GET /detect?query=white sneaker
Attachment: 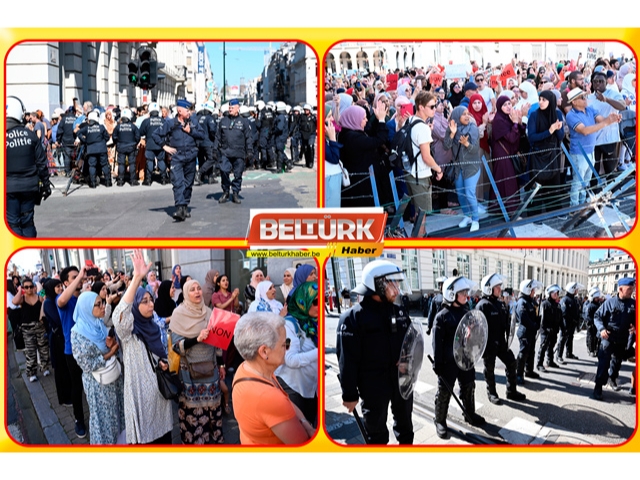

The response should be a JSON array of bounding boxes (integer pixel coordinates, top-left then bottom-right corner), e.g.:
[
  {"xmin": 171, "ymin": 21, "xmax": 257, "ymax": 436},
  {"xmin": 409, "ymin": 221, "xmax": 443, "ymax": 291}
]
[
  {"xmin": 470, "ymin": 221, "xmax": 480, "ymax": 232},
  {"xmin": 29, "ymin": 375, "xmax": 37, "ymax": 383},
  {"xmin": 458, "ymin": 216, "xmax": 472, "ymax": 228},
  {"xmin": 43, "ymin": 369, "xmax": 51, "ymax": 377}
]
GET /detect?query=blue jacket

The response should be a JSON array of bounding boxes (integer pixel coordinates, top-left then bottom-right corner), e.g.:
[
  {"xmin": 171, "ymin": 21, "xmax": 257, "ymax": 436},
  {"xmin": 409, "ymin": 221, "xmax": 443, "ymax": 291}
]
[
  {"xmin": 151, "ymin": 116, "xmax": 205, "ymax": 163},
  {"xmin": 594, "ymin": 295, "xmax": 635, "ymax": 344}
]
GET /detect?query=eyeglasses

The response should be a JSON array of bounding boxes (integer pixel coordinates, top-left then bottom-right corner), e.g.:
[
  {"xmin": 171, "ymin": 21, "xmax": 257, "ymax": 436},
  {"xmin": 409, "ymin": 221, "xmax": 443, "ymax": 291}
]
[{"xmin": 285, "ymin": 338, "xmax": 291, "ymax": 350}]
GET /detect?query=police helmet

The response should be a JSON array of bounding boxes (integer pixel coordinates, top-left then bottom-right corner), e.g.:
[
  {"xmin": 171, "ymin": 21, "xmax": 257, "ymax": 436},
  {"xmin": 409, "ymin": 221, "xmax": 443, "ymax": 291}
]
[
  {"xmin": 481, "ymin": 273, "xmax": 506, "ymax": 296},
  {"xmin": 293, "ymin": 106, "xmax": 302, "ymax": 114},
  {"xmin": 285, "ymin": 105, "xmax": 292, "ymax": 114},
  {"xmin": 435, "ymin": 276, "xmax": 448, "ymax": 286},
  {"xmin": 204, "ymin": 101, "xmax": 216, "ymax": 113},
  {"xmin": 256, "ymin": 100, "xmax": 265, "ymax": 111},
  {"xmin": 266, "ymin": 101, "xmax": 275, "ymax": 111},
  {"xmin": 565, "ymin": 282, "xmax": 584, "ymax": 295},
  {"xmin": 239, "ymin": 105, "xmax": 250, "ymax": 117},
  {"xmin": 220, "ymin": 103, "xmax": 230, "ymax": 115},
  {"xmin": 442, "ymin": 276, "xmax": 477, "ymax": 304},
  {"xmin": 196, "ymin": 103, "xmax": 206, "ymax": 113},
  {"xmin": 275, "ymin": 101, "xmax": 287, "ymax": 113},
  {"xmin": 6, "ymin": 96, "xmax": 26, "ymax": 122},
  {"xmin": 87, "ymin": 111, "xmax": 99, "ymax": 123},
  {"xmin": 303, "ymin": 103, "xmax": 312, "ymax": 111},
  {"xmin": 351, "ymin": 260, "xmax": 411, "ymax": 301},
  {"xmin": 121, "ymin": 108, "xmax": 132, "ymax": 120},
  {"xmin": 249, "ymin": 106, "xmax": 256, "ymax": 113},
  {"xmin": 545, "ymin": 284, "xmax": 562, "ymax": 297},
  {"xmin": 588, "ymin": 288, "xmax": 603, "ymax": 301},
  {"xmin": 149, "ymin": 102, "xmax": 160, "ymax": 114},
  {"xmin": 519, "ymin": 279, "xmax": 543, "ymax": 296}
]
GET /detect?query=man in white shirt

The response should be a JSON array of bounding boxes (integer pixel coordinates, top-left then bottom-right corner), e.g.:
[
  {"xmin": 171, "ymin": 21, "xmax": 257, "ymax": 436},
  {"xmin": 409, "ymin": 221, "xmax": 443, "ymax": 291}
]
[{"xmin": 475, "ymin": 72, "xmax": 497, "ymax": 114}]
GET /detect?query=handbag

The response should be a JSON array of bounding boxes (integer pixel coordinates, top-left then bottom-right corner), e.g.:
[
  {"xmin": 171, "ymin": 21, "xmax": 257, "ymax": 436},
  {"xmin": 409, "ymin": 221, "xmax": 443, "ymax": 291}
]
[
  {"xmin": 145, "ymin": 344, "xmax": 182, "ymax": 402},
  {"xmin": 92, "ymin": 356, "xmax": 122, "ymax": 385},
  {"xmin": 166, "ymin": 331, "xmax": 180, "ymax": 373},
  {"xmin": 442, "ymin": 143, "xmax": 462, "ymax": 185},
  {"xmin": 498, "ymin": 139, "xmax": 526, "ymax": 176},
  {"xmin": 339, "ymin": 161, "xmax": 350, "ymax": 187},
  {"xmin": 188, "ymin": 361, "xmax": 216, "ymax": 380}
]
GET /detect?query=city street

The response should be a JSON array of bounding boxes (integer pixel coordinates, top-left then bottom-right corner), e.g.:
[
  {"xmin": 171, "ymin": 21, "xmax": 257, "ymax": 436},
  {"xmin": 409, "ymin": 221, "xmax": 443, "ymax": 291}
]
[
  {"xmin": 324, "ymin": 311, "xmax": 636, "ymax": 446},
  {"xmin": 35, "ymin": 161, "xmax": 317, "ymax": 238}
]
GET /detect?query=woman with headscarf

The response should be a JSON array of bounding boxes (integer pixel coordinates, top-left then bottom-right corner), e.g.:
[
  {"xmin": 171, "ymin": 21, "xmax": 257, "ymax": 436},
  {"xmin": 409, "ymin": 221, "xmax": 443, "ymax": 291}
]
[
  {"xmin": 154, "ymin": 280, "xmax": 177, "ymax": 322},
  {"xmin": 468, "ymin": 93, "xmax": 491, "ymax": 204},
  {"xmin": 171, "ymin": 264, "xmax": 182, "ymax": 301},
  {"xmin": 431, "ymin": 98, "xmax": 455, "ymax": 213},
  {"xmin": 42, "ymin": 279, "xmax": 72, "ymax": 406},
  {"xmin": 244, "ymin": 268, "xmax": 264, "ymax": 311},
  {"xmin": 444, "ymin": 106, "xmax": 482, "ymax": 232},
  {"xmin": 202, "ymin": 270, "xmax": 220, "ymax": 308},
  {"xmin": 338, "ymin": 102, "xmax": 390, "ymax": 208},
  {"xmin": 175, "ymin": 274, "xmax": 192, "ymax": 305},
  {"xmin": 526, "ymin": 90, "xmax": 565, "ymax": 217},
  {"xmin": 289, "ymin": 264, "xmax": 317, "ymax": 301},
  {"xmin": 516, "ymin": 81, "xmax": 539, "ymax": 118},
  {"xmin": 489, "ymin": 95, "xmax": 527, "ymax": 217},
  {"xmin": 170, "ymin": 279, "xmax": 225, "ymax": 444},
  {"xmin": 248, "ymin": 280, "xmax": 286, "ymax": 316},
  {"xmin": 275, "ymin": 267, "xmax": 296, "ymax": 305},
  {"xmin": 447, "ymin": 82, "xmax": 465, "ymax": 108},
  {"xmin": 275, "ymin": 281, "xmax": 319, "ymax": 426},
  {"xmin": 113, "ymin": 250, "xmax": 174, "ymax": 444},
  {"xmin": 70, "ymin": 291, "xmax": 124, "ymax": 444},
  {"xmin": 91, "ymin": 281, "xmax": 117, "ymax": 327}
]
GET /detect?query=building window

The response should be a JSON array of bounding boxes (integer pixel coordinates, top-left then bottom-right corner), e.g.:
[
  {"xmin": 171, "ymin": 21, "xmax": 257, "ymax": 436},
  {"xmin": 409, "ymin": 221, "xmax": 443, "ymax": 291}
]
[
  {"xmin": 401, "ymin": 249, "xmax": 419, "ymax": 291},
  {"xmin": 615, "ymin": 274, "xmax": 620, "ymax": 280},
  {"xmin": 507, "ymin": 263, "xmax": 514, "ymax": 288},
  {"xmin": 432, "ymin": 251, "xmax": 446, "ymax": 290},
  {"xmin": 517, "ymin": 264, "xmax": 523, "ymax": 286},
  {"xmin": 457, "ymin": 254, "xmax": 470, "ymax": 279},
  {"xmin": 496, "ymin": 260, "xmax": 503, "ymax": 275},
  {"xmin": 480, "ymin": 257, "xmax": 487, "ymax": 278},
  {"xmin": 625, "ymin": 263, "xmax": 629, "ymax": 270},
  {"xmin": 616, "ymin": 265, "xmax": 620, "ymax": 270}
]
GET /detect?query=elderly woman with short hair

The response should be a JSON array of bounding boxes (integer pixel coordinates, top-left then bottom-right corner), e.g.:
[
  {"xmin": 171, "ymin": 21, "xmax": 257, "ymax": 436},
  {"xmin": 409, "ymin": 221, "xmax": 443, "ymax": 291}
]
[{"xmin": 232, "ymin": 312, "xmax": 315, "ymax": 445}]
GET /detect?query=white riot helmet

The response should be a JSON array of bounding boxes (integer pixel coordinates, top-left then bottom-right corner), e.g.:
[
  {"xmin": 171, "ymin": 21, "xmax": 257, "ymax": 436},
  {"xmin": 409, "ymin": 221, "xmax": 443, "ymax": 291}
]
[
  {"xmin": 351, "ymin": 260, "xmax": 412, "ymax": 304},
  {"xmin": 545, "ymin": 284, "xmax": 562, "ymax": 298},
  {"xmin": 121, "ymin": 108, "xmax": 132, "ymax": 120},
  {"xmin": 196, "ymin": 103, "xmax": 205, "ymax": 113},
  {"xmin": 87, "ymin": 110, "xmax": 99, "ymax": 123},
  {"xmin": 220, "ymin": 103, "xmax": 229, "ymax": 115},
  {"xmin": 204, "ymin": 101, "xmax": 216, "ymax": 113},
  {"xmin": 303, "ymin": 103, "xmax": 312, "ymax": 111},
  {"xmin": 276, "ymin": 101, "xmax": 287, "ymax": 113},
  {"xmin": 565, "ymin": 282, "xmax": 584, "ymax": 295},
  {"xmin": 442, "ymin": 276, "xmax": 477, "ymax": 304},
  {"xmin": 6, "ymin": 96, "xmax": 26, "ymax": 121},
  {"xmin": 256, "ymin": 100, "xmax": 265, "ymax": 111},
  {"xmin": 239, "ymin": 105, "xmax": 250, "ymax": 117},
  {"xmin": 266, "ymin": 101, "xmax": 275, "ymax": 111},
  {"xmin": 588, "ymin": 287, "xmax": 602, "ymax": 301},
  {"xmin": 249, "ymin": 106, "xmax": 256, "ymax": 114},
  {"xmin": 149, "ymin": 102, "xmax": 160, "ymax": 114},
  {"xmin": 481, "ymin": 273, "xmax": 506, "ymax": 296},
  {"xmin": 519, "ymin": 279, "xmax": 543, "ymax": 296},
  {"xmin": 293, "ymin": 105, "xmax": 302, "ymax": 114}
]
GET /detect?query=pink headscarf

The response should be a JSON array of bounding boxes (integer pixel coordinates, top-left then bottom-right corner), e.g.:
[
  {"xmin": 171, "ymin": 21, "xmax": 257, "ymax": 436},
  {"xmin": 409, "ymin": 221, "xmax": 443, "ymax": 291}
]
[{"xmin": 339, "ymin": 105, "xmax": 366, "ymax": 131}]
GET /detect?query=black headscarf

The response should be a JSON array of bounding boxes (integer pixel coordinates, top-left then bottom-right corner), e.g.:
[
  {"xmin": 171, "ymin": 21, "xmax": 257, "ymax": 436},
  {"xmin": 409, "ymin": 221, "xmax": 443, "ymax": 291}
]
[
  {"xmin": 154, "ymin": 280, "xmax": 176, "ymax": 318},
  {"xmin": 448, "ymin": 82, "xmax": 465, "ymax": 108},
  {"xmin": 43, "ymin": 279, "xmax": 61, "ymax": 300},
  {"xmin": 91, "ymin": 281, "xmax": 106, "ymax": 298},
  {"xmin": 535, "ymin": 90, "xmax": 559, "ymax": 133},
  {"xmin": 132, "ymin": 287, "xmax": 167, "ymax": 359}
]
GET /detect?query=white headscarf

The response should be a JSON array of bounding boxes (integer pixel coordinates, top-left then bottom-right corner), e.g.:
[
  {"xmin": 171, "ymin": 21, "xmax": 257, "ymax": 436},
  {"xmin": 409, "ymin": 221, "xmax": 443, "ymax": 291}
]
[
  {"xmin": 248, "ymin": 280, "xmax": 283, "ymax": 314},
  {"xmin": 621, "ymin": 73, "xmax": 636, "ymax": 112},
  {"xmin": 516, "ymin": 82, "xmax": 539, "ymax": 109}
]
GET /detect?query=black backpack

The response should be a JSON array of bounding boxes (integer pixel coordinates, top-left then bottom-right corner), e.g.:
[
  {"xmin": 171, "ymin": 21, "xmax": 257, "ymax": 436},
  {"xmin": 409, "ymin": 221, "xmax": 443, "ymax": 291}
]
[{"xmin": 390, "ymin": 116, "xmax": 425, "ymax": 184}]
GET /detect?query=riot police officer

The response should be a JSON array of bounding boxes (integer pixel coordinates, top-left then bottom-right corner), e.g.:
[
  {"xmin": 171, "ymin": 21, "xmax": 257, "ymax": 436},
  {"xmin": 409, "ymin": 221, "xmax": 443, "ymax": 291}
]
[
  {"xmin": 195, "ymin": 101, "xmax": 218, "ymax": 185},
  {"xmin": 426, "ymin": 276, "xmax": 447, "ymax": 335},
  {"xmin": 289, "ymin": 105, "xmax": 302, "ymax": 163},
  {"xmin": 75, "ymin": 110, "xmax": 111, "ymax": 188},
  {"xmin": 215, "ymin": 99, "xmax": 252, "ymax": 205},
  {"xmin": 557, "ymin": 282, "xmax": 584, "ymax": 363},
  {"xmin": 112, "ymin": 108, "xmax": 141, "ymax": 186},
  {"xmin": 139, "ymin": 102, "xmax": 167, "ymax": 186},
  {"xmin": 257, "ymin": 101, "xmax": 275, "ymax": 169},
  {"xmin": 6, "ymin": 96, "xmax": 50, "ymax": 237},
  {"xmin": 336, "ymin": 260, "xmax": 415, "ymax": 444},
  {"xmin": 299, "ymin": 104, "xmax": 317, "ymax": 168},
  {"xmin": 248, "ymin": 106, "xmax": 260, "ymax": 168},
  {"xmin": 476, "ymin": 274, "xmax": 526, "ymax": 405},
  {"xmin": 592, "ymin": 277, "xmax": 636, "ymax": 400},
  {"xmin": 152, "ymin": 99, "xmax": 205, "ymax": 221},
  {"xmin": 433, "ymin": 276, "xmax": 486, "ymax": 439},
  {"xmin": 536, "ymin": 284, "xmax": 563, "ymax": 371},
  {"xmin": 584, "ymin": 287, "xmax": 604, "ymax": 357},
  {"xmin": 240, "ymin": 105, "xmax": 258, "ymax": 170},
  {"xmin": 55, "ymin": 106, "xmax": 78, "ymax": 176},
  {"xmin": 273, "ymin": 102, "xmax": 291, "ymax": 173},
  {"xmin": 515, "ymin": 279, "xmax": 543, "ymax": 385}
]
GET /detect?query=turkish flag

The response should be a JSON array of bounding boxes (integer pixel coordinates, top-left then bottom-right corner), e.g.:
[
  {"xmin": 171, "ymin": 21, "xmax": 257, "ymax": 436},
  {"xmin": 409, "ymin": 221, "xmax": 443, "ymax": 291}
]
[{"xmin": 204, "ymin": 308, "xmax": 241, "ymax": 350}]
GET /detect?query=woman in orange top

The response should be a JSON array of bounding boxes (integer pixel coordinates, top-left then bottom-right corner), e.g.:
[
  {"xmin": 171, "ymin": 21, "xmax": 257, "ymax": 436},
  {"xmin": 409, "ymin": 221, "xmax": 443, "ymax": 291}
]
[{"xmin": 232, "ymin": 311, "xmax": 315, "ymax": 445}]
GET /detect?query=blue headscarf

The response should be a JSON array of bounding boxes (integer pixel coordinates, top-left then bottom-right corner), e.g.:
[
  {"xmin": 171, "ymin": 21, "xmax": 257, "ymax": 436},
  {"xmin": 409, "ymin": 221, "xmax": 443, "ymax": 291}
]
[
  {"xmin": 293, "ymin": 264, "xmax": 316, "ymax": 291},
  {"xmin": 71, "ymin": 291, "xmax": 109, "ymax": 353},
  {"xmin": 132, "ymin": 287, "xmax": 167, "ymax": 359}
]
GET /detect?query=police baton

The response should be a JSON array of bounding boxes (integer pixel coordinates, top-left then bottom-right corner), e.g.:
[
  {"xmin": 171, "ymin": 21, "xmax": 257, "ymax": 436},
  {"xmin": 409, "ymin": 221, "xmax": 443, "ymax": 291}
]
[
  {"xmin": 427, "ymin": 354, "xmax": 472, "ymax": 420},
  {"xmin": 352, "ymin": 408, "xmax": 372, "ymax": 445}
]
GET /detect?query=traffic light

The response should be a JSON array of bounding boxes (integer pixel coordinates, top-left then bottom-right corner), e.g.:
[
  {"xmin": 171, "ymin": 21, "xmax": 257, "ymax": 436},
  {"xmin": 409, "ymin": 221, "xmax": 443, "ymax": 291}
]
[
  {"xmin": 139, "ymin": 49, "xmax": 152, "ymax": 89},
  {"xmin": 128, "ymin": 61, "xmax": 139, "ymax": 86}
]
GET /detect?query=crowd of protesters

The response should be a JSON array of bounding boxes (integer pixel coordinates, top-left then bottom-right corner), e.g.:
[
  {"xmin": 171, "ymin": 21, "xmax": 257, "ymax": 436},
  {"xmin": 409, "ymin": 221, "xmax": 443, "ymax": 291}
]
[
  {"xmin": 6, "ymin": 254, "xmax": 319, "ymax": 445},
  {"xmin": 324, "ymin": 54, "xmax": 636, "ymax": 234}
]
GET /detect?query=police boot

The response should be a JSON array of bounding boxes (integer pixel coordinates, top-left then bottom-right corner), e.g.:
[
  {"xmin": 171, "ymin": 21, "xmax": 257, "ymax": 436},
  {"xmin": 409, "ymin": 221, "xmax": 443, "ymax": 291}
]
[
  {"xmin": 486, "ymin": 386, "xmax": 501, "ymax": 405},
  {"xmin": 160, "ymin": 174, "xmax": 168, "ymax": 186},
  {"xmin": 194, "ymin": 171, "xmax": 203, "ymax": 186},
  {"xmin": 434, "ymin": 387, "xmax": 451, "ymax": 439},
  {"xmin": 142, "ymin": 174, "xmax": 152, "ymax": 186},
  {"xmin": 105, "ymin": 176, "xmax": 113, "ymax": 187},
  {"xmin": 591, "ymin": 383, "xmax": 604, "ymax": 401},
  {"xmin": 460, "ymin": 384, "xmax": 485, "ymax": 426},
  {"xmin": 172, "ymin": 205, "xmax": 186, "ymax": 221},
  {"xmin": 219, "ymin": 192, "xmax": 230, "ymax": 204},
  {"xmin": 184, "ymin": 206, "xmax": 191, "ymax": 218},
  {"xmin": 232, "ymin": 193, "xmax": 241, "ymax": 204},
  {"xmin": 89, "ymin": 177, "xmax": 97, "ymax": 189},
  {"xmin": 504, "ymin": 362, "xmax": 525, "ymax": 400}
]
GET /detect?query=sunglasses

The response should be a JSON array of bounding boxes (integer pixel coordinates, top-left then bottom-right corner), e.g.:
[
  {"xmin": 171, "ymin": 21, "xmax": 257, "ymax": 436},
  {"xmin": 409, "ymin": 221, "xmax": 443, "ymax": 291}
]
[
  {"xmin": 426, "ymin": 104, "xmax": 437, "ymax": 109},
  {"xmin": 23, "ymin": 285, "xmax": 34, "ymax": 289}
]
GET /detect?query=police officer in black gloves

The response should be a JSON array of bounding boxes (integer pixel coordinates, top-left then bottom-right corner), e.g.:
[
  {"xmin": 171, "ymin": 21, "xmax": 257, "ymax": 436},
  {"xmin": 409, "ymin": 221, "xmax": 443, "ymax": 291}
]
[
  {"xmin": 75, "ymin": 110, "xmax": 111, "ymax": 188},
  {"xmin": 336, "ymin": 260, "xmax": 415, "ymax": 444},
  {"xmin": 112, "ymin": 108, "xmax": 141, "ymax": 186},
  {"xmin": 515, "ymin": 279, "xmax": 544, "ymax": 385},
  {"xmin": 6, "ymin": 96, "xmax": 50, "ymax": 237},
  {"xmin": 195, "ymin": 101, "xmax": 218, "ymax": 185},
  {"xmin": 215, "ymin": 98, "xmax": 252, "ymax": 205},
  {"xmin": 426, "ymin": 276, "xmax": 447, "ymax": 335},
  {"xmin": 592, "ymin": 277, "xmax": 636, "ymax": 400},
  {"xmin": 257, "ymin": 101, "xmax": 275, "ymax": 169},
  {"xmin": 584, "ymin": 287, "xmax": 604, "ymax": 357},
  {"xmin": 557, "ymin": 282, "xmax": 584, "ymax": 364},
  {"xmin": 299, "ymin": 104, "xmax": 317, "ymax": 168},
  {"xmin": 536, "ymin": 284, "xmax": 563, "ymax": 371},
  {"xmin": 152, "ymin": 99, "xmax": 205, "ymax": 221},
  {"xmin": 55, "ymin": 106, "xmax": 78, "ymax": 177},
  {"xmin": 433, "ymin": 276, "xmax": 486, "ymax": 439},
  {"xmin": 273, "ymin": 102, "xmax": 291, "ymax": 174},
  {"xmin": 139, "ymin": 102, "xmax": 167, "ymax": 186},
  {"xmin": 476, "ymin": 274, "xmax": 526, "ymax": 405}
]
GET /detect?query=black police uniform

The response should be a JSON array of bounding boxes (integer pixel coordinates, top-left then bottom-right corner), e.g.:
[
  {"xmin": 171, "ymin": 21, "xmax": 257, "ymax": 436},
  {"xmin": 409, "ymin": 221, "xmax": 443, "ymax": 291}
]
[
  {"xmin": 515, "ymin": 293, "xmax": 540, "ymax": 379},
  {"xmin": 289, "ymin": 112, "xmax": 301, "ymax": 162},
  {"xmin": 196, "ymin": 110, "xmax": 218, "ymax": 183},
  {"xmin": 337, "ymin": 295, "xmax": 414, "ymax": 444},
  {"xmin": 299, "ymin": 111, "xmax": 317, "ymax": 168},
  {"xmin": 476, "ymin": 294, "xmax": 520, "ymax": 400},
  {"xmin": 152, "ymin": 116, "xmax": 205, "ymax": 213},
  {"xmin": 273, "ymin": 111, "xmax": 290, "ymax": 173},
  {"xmin": 215, "ymin": 113, "xmax": 252, "ymax": 201},
  {"xmin": 558, "ymin": 292, "xmax": 580, "ymax": 360},
  {"xmin": 112, "ymin": 119, "xmax": 141, "ymax": 185},
  {"xmin": 583, "ymin": 299, "xmax": 601, "ymax": 356},
  {"xmin": 537, "ymin": 297, "xmax": 562, "ymax": 368},
  {"xmin": 6, "ymin": 117, "xmax": 50, "ymax": 237},
  {"xmin": 139, "ymin": 112, "xmax": 167, "ymax": 184},
  {"xmin": 593, "ymin": 294, "xmax": 636, "ymax": 396},
  {"xmin": 257, "ymin": 108, "xmax": 275, "ymax": 168},
  {"xmin": 246, "ymin": 114, "xmax": 260, "ymax": 169},
  {"xmin": 426, "ymin": 292, "xmax": 443, "ymax": 335},
  {"xmin": 76, "ymin": 121, "xmax": 111, "ymax": 187},
  {"xmin": 55, "ymin": 112, "xmax": 78, "ymax": 176}
]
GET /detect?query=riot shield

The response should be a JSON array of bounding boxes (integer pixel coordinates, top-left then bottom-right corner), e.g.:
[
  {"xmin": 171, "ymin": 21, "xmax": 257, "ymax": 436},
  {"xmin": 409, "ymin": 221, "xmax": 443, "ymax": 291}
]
[
  {"xmin": 453, "ymin": 310, "xmax": 489, "ymax": 371},
  {"xmin": 398, "ymin": 319, "xmax": 425, "ymax": 400}
]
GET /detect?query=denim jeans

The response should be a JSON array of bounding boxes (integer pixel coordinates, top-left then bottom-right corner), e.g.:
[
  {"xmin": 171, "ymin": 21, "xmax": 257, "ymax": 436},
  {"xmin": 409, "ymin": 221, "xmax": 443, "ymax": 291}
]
[
  {"xmin": 569, "ymin": 152, "xmax": 594, "ymax": 207},
  {"xmin": 455, "ymin": 169, "xmax": 481, "ymax": 221}
]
